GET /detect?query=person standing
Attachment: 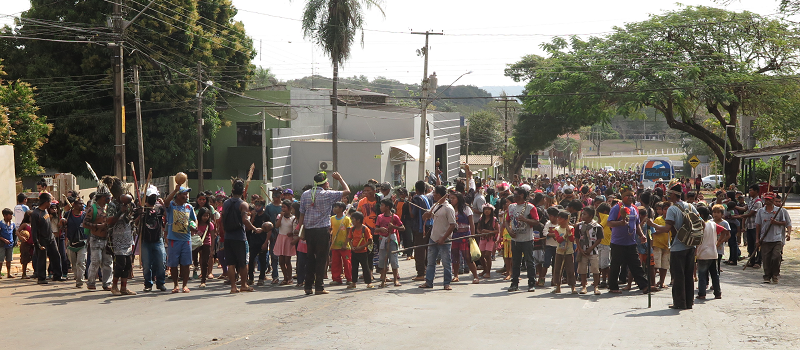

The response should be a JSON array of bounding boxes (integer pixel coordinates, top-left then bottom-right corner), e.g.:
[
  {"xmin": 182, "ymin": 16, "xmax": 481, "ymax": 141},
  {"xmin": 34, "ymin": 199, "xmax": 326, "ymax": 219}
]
[
  {"xmin": 13, "ymin": 193, "xmax": 29, "ymax": 227},
  {"xmin": 247, "ymin": 200, "xmax": 270, "ymax": 286},
  {"xmin": 756, "ymin": 192, "xmax": 790, "ymax": 284},
  {"xmin": 265, "ymin": 188, "xmax": 283, "ymax": 284},
  {"xmin": 64, "ymin": 200, "xmax": 87, "ymax": 288},
  {"xmin": 409, "ymin": 181, "xmax": 432, "ymax": 281},
  {"xmin": 297, "ymin": 171, "xmax": 351, "ymax": 295},
  {"xmin": 164, "ymin": 186, "xmax": 197, "ymax": 293},
  {"xmin": 506, "ymin": 187, "xmax": 541, "ymax": 292},
  {"xmin": 418, "ymin": 185, "xmax": 457, "ymax": 290},
  {"xmin": 740, "ymin": 185, "xmax": 763, "ymax": 268},
  {"xmin": 140, "ymin": 187, "xmax": 167, "ymax": 292},
  {"xmin": 31, "ymin": 193, "xmax": 63, "ymax": 284},
  {"xmin": 84, "ymin": 186, "xmax": 113, "ymax": 291},
  {"xmin": 649, "ymin": 184, "xmax": 698, "ymax": 310},
  {"xmin": 108, "ymin": 194, "xmax": 137, "ymax": 296},
  {"xmin": 222, "ymin": 179, "xmax": 264, "ymax": 294},
  {"xmin": 606, "ymin": 186, "xmax": 649, "ymax": 294},
  {"xmin": 0, "ymin": 209, "xmax": 16, "ymax": 278}
]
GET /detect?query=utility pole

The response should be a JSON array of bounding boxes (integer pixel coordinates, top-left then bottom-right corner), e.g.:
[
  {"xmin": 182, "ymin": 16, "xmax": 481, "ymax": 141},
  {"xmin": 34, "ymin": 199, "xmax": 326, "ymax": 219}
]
[
  {"xmin": 133, "ymin": 65, "xmax": 145, "ymax": 185},
  {"xmin": 262, "ymin": 107, "xmax": 268, "ymax": 188},
  {"xmin": 465, "ymin": 122, "xmax": 469, "ymax": 165},
  {"xmin": 196, "ymin": 62, "xmax": 204, "ymax": 192},
  {"xmin": 495, "ymin": 97, "xmax": 516, "ymax": 179},
  {"xmin": 112, "ymin": 0, "xmax": 126, "ymax": 181},
  {"xmin": 412, "ymin": 30, "xmax": 443, "ymax": 182}
]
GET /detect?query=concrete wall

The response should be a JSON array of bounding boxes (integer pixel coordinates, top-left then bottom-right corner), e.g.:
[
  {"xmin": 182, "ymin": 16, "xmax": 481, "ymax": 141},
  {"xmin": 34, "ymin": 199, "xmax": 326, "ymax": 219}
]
[
  {"xmin": 337, "ymin": 107, "xmax": 415, "ymax": 141},
  {"xmin": 290, "ymin": 140, "xmax": 383, "ymax": 189},
  {"xmin": 0, "ymin": 145, "xmax": 16, "ymax": 210}
]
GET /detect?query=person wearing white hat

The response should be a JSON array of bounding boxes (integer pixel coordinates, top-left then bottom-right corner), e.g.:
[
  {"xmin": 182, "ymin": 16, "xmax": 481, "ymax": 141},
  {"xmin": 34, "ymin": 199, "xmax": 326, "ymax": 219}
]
[
  {"xmin": 83, "ymin": 185, "xmax": 113, "ymax": 291},
  {"xmin": 140, "ymin": 186, "xmax": 167, "ymax": 292}
]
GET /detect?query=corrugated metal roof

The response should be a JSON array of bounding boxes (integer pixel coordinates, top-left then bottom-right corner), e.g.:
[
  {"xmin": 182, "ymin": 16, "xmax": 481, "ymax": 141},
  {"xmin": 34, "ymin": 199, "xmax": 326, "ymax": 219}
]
[
  {"xmin": 730, "ymin": 142, "xmax": 800, "ymax": 159},
  {"xmin": 460, "ymin": 155, "xmax": 503, "ymax": 165}
]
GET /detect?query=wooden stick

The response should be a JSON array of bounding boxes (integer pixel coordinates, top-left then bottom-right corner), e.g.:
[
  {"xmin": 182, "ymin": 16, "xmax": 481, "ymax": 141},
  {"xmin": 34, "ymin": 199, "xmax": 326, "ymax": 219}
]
[{"xmin": 243, "ymin": 163, "xmax": 255, "ymax": 201}]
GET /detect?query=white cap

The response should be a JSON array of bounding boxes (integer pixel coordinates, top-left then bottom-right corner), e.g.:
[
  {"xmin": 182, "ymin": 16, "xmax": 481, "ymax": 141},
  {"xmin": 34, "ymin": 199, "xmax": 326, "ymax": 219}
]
[{"xmin": 145, "ymin": 185, "xmax": 160, "ymax": 197}]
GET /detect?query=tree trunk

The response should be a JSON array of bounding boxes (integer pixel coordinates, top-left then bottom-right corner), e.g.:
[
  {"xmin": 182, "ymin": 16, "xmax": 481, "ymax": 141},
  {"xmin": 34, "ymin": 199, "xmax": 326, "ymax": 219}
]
[
  {"xmin": 332, "ymin": 62, "xmax": 338, "ymax": 172},
  {"xmin": 509, "ymin": 152, "xmax": 525, "ymax": 178}
]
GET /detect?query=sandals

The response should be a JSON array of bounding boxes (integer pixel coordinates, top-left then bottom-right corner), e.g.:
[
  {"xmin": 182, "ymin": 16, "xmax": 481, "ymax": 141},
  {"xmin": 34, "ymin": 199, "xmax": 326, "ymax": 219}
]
[
  {"xmin": 472, "ymin": 278, "xmax": 480, "ymax": 284},
  {"xmin": 451, "ymin": 277, "xmax": 460, "ymax": 283},
  {"xmin": 443, "ymin": 285, "xmax": 452, "ymax": 290},
  {"xmin": 182, "ymin": 287, "xmax": 191, "ymax": 293},
  {"xmin": 122, "ymin": 289, "xmax": 137, "ymax": 296},
  {"xmin": 280, "ymin": 280, "xmax": 290, "ymax": 285},
  {"xmin": 240, "ymin": 286, "xmax": 255, "ymax": 292}
]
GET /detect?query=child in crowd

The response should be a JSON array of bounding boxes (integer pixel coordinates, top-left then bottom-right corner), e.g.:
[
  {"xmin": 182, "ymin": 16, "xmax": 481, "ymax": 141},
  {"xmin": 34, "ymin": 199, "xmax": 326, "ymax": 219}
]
[
  {"xmin": 329, "ymin": 202, "xmax": 352, "ymax": 286},
  {"xmin": 575, "ymin": 207, "xmax": 603, "ymax": 295},
  {"xmin": 629, "ymin": 208, "xmax": 655, "ymax": 292},
  {"xmin": 273, "ymin": 200, "xmax": 297, "ymax": 285},
  {"xmin": 595, "ymin": 203, "xmax": 612, "ymax": 289},
  {"xmin": 496, "ymin": 198, "xmax": 513, "ymax": 280},
  {"xmin": 542, "ymin": 206, "xmax": 561, "ymax": 287},
  {"xmin": 375, "ymin": 198, "xmax": 404, "ymax": 287},
  {"xmin": 652, "ymin": 202, "xmax": 670, "ymax": 288},
  {"xmin": 551, "ymin": 210, "xmax": 576, "ymax": 294},
  {"xmin": 711, "ymin": 204, "xmax": 731, "ymax": 275},
  {"xmin": 194, "ymin": 207, "xmax": 215, "ymax": 288},
  {"xmin": 477, "ymin": 204, "xmax": 498, "ymax": 278},
  {"xmin": 0, "ymin": 208, "xmax": 16, "ymax": 278},
  {"xmin": 347, "ymin": 211, "xmax": 374, "ymax": 289},
  {"xmin": 292, "ymin": 201, "xmax": 306, "ymax": 288},
  {"xmin": 696, "ymin": 205, "xmax": 725, "ymax": 299}
]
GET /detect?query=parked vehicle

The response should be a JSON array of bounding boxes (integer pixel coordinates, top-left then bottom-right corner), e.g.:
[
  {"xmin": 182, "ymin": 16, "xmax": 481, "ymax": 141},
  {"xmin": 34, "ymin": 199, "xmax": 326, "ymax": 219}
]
[
  {"xmin": 702, "ymin": 175, "xmax": 723, "ymax": 188},
  {"xmin": 603, "ymin": 166, "xmax": 615, "ymax": 172}
]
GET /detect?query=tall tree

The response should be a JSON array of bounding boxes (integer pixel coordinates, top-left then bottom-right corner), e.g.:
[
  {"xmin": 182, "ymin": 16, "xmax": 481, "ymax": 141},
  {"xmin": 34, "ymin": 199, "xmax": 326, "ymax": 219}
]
[
  {"xmin": 0, "ymin": 62, "xmax": 52, "ymax": 176},
  {"xmin": 506, "ymin": 6, "xmax": 800, "ymax": 185},
  {"xmin": 460, "ymin": 110, "xmax": 502, "ymax": 156},
  {"xmin": 301, "ymin": 0, "xmax": 384, "ymax": 172},
  {"xmin": 0, "ymin": 0, "xmax": 254, "ymax": 178}
]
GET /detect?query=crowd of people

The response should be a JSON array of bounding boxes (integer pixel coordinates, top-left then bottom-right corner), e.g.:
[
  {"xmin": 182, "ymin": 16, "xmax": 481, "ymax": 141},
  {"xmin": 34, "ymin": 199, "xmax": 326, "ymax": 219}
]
[{"xmin": 0, "ymin": 168, "xmax": 792, "ymax": 310}]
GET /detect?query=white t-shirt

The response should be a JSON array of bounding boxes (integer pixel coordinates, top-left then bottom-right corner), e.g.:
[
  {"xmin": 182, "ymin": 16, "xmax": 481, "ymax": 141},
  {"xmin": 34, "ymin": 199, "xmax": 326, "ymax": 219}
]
[
  {"xmin": 562, "ymin": 184, "xmax": 575, "ymax": 193},
  {"xmin": 430, "ymin": 202, "xmax": 457, "ymax": 242},
  {"xmin": 278, "ymin": 214, "xmax": 294, "ymax": 236},
  {"xmin": 13, "ymin": 204, "xmax": 29, "ymax": 227},
  {"xmin": 544, "ymin": 221, "xmax": 559, "ymax": 247},
  {"xmin": 696, "ymin": 220, "xmax": 722, "ymax": 260}
]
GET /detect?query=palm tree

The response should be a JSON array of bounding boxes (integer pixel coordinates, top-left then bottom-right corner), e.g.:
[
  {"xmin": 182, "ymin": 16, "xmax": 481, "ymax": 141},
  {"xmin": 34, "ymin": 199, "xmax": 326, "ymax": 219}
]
[{"xmin": 301, "ymin": 0, "xmax": 384, "ymax": 171}]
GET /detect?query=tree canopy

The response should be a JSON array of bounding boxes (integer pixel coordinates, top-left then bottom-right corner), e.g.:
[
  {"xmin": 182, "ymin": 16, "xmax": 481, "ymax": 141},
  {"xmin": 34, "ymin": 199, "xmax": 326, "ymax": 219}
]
[
  {"xmin": 0, "ymin": 62, "xmax": 51, "ymax": 176},
  {"xmin": 0, "ymin": 0, "xmax": 254, "ymax": 178},
  {"xmin": 506, "ymin": 6, "xmax": 800, "ymax": 184}
]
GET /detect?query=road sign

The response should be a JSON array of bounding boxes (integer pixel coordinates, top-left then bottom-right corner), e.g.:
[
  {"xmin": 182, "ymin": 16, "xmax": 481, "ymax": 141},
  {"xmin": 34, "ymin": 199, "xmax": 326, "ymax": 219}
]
[{"xmin": 688, "ymin": 155, "xmax": 700, "ymax": 169}]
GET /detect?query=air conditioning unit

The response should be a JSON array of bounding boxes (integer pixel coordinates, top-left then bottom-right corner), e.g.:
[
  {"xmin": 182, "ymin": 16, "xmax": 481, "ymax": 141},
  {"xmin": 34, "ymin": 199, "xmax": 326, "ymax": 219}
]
[{"xmin": 319, "ymin": 161, "xmax": 332, "ymax": 172}]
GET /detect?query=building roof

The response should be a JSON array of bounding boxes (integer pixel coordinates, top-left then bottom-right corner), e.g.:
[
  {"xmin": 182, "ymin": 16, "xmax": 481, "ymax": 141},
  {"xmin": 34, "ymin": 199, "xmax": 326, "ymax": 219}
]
[
  {"xmin": 730, "ymin": 142, "xmax": 800, "ymax": 159},
  {"xmin": 460, "ymin": 155, "xmax": 503, "ymax": 166}
]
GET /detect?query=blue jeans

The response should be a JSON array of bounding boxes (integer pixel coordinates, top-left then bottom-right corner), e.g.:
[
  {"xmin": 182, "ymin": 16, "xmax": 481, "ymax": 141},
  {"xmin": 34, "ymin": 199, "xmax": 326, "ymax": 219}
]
[
  {"xmin": 141, "ymin": 240, "xmax": 166, "ymax": 288},
  {"xmin": 425, "ymin": 239, "xmax": 452, "ymax": 287},
  {"xmin": 728, "ymin": 226, "xmax": 740, "ymax": 262},
  {"xmin": 270, "ymin": 251, "xmax": 279, "ymax": 279},
  {"xmin": 296, "ymin": 251, "xmax": 307, "ymax": 284},
  {"xmin": 697, "ymin": 259, "xmax": 720, "ymax": 297}
]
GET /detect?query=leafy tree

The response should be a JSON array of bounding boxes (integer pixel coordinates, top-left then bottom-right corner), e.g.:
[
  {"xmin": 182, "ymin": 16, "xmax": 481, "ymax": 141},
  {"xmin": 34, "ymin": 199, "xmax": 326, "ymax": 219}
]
[
  {"xmin": 506, "ymin": 6, "xmax": 800, "ymax": 186},
  {"xmin": 0, "ymin": 62, "xmax": 52, "ymax": 176},
  {"xmin": 248, "ymin": 66, "xmax": 276, "ymax": 89},
  {"xmin": 0, "ymin": 0, "xmax": 254, "ymax": 179},
  {"xmin": 460, "ymin": 110, "xmax": 502, "ymax": 156},
  {"xmin": 301, "ymin": 0, "xmax": 384, "ymax": 172}
]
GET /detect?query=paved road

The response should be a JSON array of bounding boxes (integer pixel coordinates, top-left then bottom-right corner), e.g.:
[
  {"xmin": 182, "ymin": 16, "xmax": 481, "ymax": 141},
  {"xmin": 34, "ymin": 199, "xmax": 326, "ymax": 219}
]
[{"xmin": 4, "ymin": 215, "xmax": 800, "ymax": 349}]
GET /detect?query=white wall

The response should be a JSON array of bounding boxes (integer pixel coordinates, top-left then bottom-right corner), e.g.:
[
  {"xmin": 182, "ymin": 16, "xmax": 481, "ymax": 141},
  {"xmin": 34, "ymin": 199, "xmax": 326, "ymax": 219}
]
[
  {"xmin": 290, "ymin": 140, "xmax": 384, "ymax": 188},
  {"xmin": 337, "ymin": 107, "xmax": 416, "ymax": 141},
  {"xmin": 0, "ymin": 145, "xmax": 16, "ymax": 210}
]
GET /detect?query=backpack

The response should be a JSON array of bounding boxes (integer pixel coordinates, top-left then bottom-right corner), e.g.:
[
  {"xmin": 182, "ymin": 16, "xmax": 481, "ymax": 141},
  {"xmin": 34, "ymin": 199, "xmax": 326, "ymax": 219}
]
[{"xmin": 675, "ymin": 203, "xmax": 705, "ymax": 246}]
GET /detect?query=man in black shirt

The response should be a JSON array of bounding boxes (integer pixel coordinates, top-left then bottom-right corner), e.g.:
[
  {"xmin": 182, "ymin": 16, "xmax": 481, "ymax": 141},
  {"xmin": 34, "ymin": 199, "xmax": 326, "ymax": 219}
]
[{"xmin": 31, "ymin": 192, "xmax": 63, "ymax": 284}]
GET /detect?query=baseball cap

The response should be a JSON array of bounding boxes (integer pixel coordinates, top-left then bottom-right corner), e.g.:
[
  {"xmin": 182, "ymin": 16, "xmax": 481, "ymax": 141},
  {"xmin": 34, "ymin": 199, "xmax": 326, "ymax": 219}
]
[
  {"xmin": 283, "ymin": 188, "xmax": 294, "ymax": 195},
  {"xmin": 763, "ymin": 192, "xmax": 776, "ymax": 200},
  {"xmin": 177, "ymin": 186, "xmax": 191, "ymax": 194},
  {"xmin": 270, "ymin": 187, "xmax": 283, "ymax": 193}
]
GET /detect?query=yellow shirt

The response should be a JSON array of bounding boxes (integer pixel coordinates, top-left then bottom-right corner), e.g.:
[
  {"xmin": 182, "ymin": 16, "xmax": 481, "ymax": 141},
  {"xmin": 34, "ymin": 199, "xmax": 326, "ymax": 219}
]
[
  {"xmin": 652, "ymin": 216, "xmax": 670, "ymax": 249},
  {"xmin": 330, "ymin": 215, "xmax": 352, "ymax": 250},
  {"xmin": 599, "ymin": 213, "xmax": 612, "ymax": 246}
]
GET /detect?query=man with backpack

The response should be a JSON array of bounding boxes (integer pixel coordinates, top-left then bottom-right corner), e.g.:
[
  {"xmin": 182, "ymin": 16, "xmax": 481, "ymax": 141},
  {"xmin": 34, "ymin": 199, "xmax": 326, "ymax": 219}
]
[
  {"xmin": 649, "ymin": 184, "xmax": 700, "ymax": 310},
  {"xmin": 140, "ymin": 186, "xmax": 167, "ymax": 292}
]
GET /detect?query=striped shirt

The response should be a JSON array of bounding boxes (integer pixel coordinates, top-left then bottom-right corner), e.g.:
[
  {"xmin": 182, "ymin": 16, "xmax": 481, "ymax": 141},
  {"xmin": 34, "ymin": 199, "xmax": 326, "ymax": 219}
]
[{"xmin": 299, "ymin": 188, "xmax": 344, "ymax": 229}]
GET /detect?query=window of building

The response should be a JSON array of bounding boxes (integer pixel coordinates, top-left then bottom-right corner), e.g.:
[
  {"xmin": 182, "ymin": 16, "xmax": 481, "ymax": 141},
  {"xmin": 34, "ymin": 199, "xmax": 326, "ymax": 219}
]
[{"xmin": 237, "ymin": 122, "xmax": 262, "ymax": 147}]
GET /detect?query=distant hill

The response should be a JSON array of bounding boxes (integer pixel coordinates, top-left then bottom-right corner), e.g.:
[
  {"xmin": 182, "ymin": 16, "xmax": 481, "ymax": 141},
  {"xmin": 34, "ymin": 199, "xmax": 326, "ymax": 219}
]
[
  {"xmin": 285, "ymin": 75, "xmax": 492, "ymax": 111},
  {"xmin": 480, "ymin": 86, "xmax": 525, "ymax": 97}
]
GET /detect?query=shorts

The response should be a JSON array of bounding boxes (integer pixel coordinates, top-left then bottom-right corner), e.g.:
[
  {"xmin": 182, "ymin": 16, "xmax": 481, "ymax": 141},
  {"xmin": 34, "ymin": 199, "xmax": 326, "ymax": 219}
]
[
  {"xmin": 225, "ymin": 239, "xmax": 248, "ymax": 269},
  {"xmin": 653, "ymin": 247, "xmax": 670, "ymax": 270},
  {"xmin": 378, "ymin": 238, "xmax": 399, "ymax": 269},
  {"xmin": 478, "ymin": 238, "xmax": 494, "ymax": 252},
  {"xmin": 577, "ymin": 254, "xmax": 600, "ymax": 274},
  {"xmin": 543, "ymin": 245, "xmax": 557, "ymax": 268},
  {"xmin": 113, "ymin": 255, "xmax": 132, "ymax": 278},
  {"xmin": 0, "ymin": 246, "xmax": 12, "ymax": 262},
  {"xmin": 532, "ymin": 249, "xmax": 544, "ymax": 265},
  {"xmin": 639, "ymin": 253, "xmax": 655, "ymax": 266},
  {"xmin": 20, "ymin": 242, "xmax": 33, "ymax": 265},
  {"xmin": 598, "ymin": 244, "xmax": 611, "ymax": 269},
  {"xmin": 167, "ymin": 239, "xmax": 193, "ymax": 267}
]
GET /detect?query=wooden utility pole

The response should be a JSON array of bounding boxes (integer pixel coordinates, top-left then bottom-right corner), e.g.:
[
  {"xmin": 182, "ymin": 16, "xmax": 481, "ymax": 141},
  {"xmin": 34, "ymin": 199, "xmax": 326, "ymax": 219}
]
[
  {"xmin": 196, "ymin": 62, "xmax": 204, "ymax": 192},
  {"xmin": 112, "ymin": 0, "xmax": 126, "ymax": 180},
  {"xmin": 412, "ymin": 31, "xmax": 443, "ymax": 182},
  {"xmin": 133, "ymin": 65, "xmax": 145, "ymax": 186}
]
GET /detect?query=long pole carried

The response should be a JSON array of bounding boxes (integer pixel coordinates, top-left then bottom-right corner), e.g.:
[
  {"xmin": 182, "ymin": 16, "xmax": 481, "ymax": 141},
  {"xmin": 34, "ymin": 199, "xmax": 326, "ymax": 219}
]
[{"xmin": 390, "ymin": 231, "xmax": 494, "ymax": 254}]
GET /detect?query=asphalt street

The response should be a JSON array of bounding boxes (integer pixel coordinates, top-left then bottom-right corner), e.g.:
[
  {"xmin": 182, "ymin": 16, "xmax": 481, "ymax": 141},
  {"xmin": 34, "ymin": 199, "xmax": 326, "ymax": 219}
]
[{"xmin": 3, "ymin": 208, "xmax": 800, "ymax": 349}]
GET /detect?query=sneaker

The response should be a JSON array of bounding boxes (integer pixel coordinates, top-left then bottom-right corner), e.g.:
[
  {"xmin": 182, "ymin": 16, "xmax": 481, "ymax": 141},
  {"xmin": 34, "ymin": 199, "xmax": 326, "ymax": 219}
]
[
  {"xmin": 527, "ymin": 285, "xmax": 536, "ymax": 292},
  {"xmin": 508, "ymin": 284, "xmax": 519, "ymax": 292},
  {"xmin": 314, "ymin": 289, "xmax": 329, "ymax": 295},
  {"xmin": 764, "ymin": 278, "xmax": 772, "ymax": 284},
  {"xmin": 37, "ymin": 279, "xmax": 48, "ymax": 285},
  {"xmin": 76, "ymin": 282, "xmax": 84, "ymax": 289},
  {"xmin": 346, "ymin": 283, "xmax": 356, "ymax": 289},
  {"xmin": 256, "ymin": 279, "xmax": 264, "ymax": 286},
  {"xmin": 143, "ymin": 287, "xmax": 152, "ymax": 292},
  {"xmin": 772, "ymin": 277, "xmax": 779, "ymax": 284},
  {"xmin": 87, "ymin": 284, "xmax": 96, "ymax": 290},
  {"xmin": 157, "ymin": 285, "xmax": 167, "ymax": 292}
]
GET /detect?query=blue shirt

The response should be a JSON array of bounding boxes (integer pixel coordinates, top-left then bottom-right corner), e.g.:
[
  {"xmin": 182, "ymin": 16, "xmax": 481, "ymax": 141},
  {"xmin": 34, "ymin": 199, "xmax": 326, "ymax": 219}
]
[
  {"xmin": 0, "ymin": 221, "xmax": 15, "ymax": 248},
  {"xmin": 166, "ymin": 201, "xmax": 196, "ymax": 242},
  {"xmin": 667, "ymin": 201, "xmax": 698, "ymax": 252}
]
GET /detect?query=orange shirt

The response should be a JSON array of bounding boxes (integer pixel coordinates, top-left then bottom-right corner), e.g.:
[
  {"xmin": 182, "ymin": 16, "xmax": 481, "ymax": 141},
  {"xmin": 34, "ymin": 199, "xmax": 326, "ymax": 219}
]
[
  {"xmin": 357, "ymin": 197, "xmax": 378, "ymax": 229},
  {"xmin": 347, "ymin": 225, "xmax": 372, "ymax": 253},
  {"xmin": 396, "ymin": 200, "xmax": 405, "ymax": 221}
]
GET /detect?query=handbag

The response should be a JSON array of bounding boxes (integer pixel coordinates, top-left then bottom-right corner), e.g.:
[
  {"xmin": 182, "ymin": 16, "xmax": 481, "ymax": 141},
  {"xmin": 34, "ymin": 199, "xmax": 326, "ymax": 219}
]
[
  {"xmin": 191, "ymin": 225, "xmax": 209, "ymax": 251},
  {"xmin": 468, "ymin": 237, "xmax": 481, "ymax": 261}
]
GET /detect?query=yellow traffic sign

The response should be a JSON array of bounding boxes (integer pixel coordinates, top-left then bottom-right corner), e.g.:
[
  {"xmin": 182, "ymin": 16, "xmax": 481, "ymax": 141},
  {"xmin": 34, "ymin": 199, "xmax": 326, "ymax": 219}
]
[{"xmin": 688, "ymin": 155, "xmax": 700, "ymax": 168}]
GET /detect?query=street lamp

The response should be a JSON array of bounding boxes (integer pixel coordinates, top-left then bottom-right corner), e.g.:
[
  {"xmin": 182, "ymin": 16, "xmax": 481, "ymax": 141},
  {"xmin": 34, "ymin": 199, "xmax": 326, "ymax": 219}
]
[{"xmin": 723, "ymin": 124, "xmax": 735, "ymax": 187}]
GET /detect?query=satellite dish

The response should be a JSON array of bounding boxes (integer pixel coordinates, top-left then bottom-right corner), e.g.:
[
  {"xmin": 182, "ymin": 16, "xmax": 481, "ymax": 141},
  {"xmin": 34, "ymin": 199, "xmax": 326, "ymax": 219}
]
[{"xmin": 264, "ymin": 106, "xmax": 298, "ymax": 121}]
